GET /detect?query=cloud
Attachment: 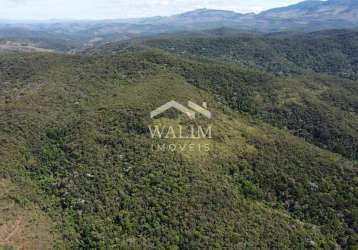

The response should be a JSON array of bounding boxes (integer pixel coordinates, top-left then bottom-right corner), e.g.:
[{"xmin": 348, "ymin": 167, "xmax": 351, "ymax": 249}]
[{"xmin": 0, "ymin": 0, "xmax": 303, "ymax": 20}]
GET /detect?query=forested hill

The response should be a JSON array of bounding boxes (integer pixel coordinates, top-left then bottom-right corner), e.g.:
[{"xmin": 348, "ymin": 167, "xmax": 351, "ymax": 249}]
[
  {"xmin": 87, "ymin": 31, "xmax": 358, "ymax": 161},
  {"xmin": 0, "ymin": 44, "xmax": 357, "ymax": 249},
  {"xmin": 140, "ymin": 29, "xmax": 358, "ymax": 80}
]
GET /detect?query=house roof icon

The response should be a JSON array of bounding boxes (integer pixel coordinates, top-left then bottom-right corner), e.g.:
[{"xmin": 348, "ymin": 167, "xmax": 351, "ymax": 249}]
[{"xmin": 150, "ymin": 100, "xmax": 212, "ymax": 119}]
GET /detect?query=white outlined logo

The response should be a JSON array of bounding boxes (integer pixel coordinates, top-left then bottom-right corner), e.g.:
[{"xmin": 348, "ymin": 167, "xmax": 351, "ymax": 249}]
[
  {"xmin": 149, "ymin": 100, "xmax": 213, "ymax": 152},
  {"xmin": 150, "ymin": 101, "xmax": 211, "ymax": 120}
]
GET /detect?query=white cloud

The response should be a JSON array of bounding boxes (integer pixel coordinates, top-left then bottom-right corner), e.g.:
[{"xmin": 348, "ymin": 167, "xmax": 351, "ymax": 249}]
[{"xmin": 0, "ymin": 0, "xmax": 303, "ymax": 20}]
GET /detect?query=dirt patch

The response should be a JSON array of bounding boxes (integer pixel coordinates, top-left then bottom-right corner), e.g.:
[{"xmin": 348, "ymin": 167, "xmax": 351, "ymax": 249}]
[
  {"xmin": 0, "ymin": 42, "xmax": 54, "ymax": 53},
  {"xmin": 0, "ymin": 179, "xmax": 62, "ymax": 250}
]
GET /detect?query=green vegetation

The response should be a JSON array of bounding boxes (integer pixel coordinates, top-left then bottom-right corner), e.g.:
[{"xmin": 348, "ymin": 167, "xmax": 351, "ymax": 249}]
[
  {"xmin": 110, "ymin": 49, "xmax": 357, "ymax": 161},
  {"xmin": 0, "ymin": 31, "xmax": 357, "ymax": 249},
  {"xmin": 142, "ymin": 30, "xmax": 358, "ymax": 80}
]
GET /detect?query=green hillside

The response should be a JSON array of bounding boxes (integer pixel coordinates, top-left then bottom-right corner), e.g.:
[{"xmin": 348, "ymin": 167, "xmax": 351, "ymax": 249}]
[
  {"xmin": 94, "ymin": 32, "xmax": 358, "ymax": 161},
  {"xmin": 141, "ymin": 30, "xmax": 358, "ymax": 80},
  {"xmin": 0, "ymin": 48, "xmax": 357, "ymax": 249},
  {"xmin": 93, "ymin": 48, "xmax": 357, "ymax": 161}
]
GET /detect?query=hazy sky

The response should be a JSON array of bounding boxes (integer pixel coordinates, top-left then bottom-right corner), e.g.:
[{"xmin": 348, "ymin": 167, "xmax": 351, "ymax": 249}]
[{"xmin": 0, "ymin": 0, "xmax": 304, "ymax": 20}]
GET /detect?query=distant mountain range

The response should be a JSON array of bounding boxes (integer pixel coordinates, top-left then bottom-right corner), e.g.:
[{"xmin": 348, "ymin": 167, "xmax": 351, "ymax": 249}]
[
  {"xmin": 150, "ymin": 0, "xmax": 358, "ymax": 31},
  {"xmin": 106, "ymin": 0, "xmax": 358, "ymax": 32},
  {"xmin": 0, "ymin": 0, "xmax": 358, "ymax": 51},
  {"xmin": 260, "ymin": 0, "xmax": 358, "ymax": 21}
]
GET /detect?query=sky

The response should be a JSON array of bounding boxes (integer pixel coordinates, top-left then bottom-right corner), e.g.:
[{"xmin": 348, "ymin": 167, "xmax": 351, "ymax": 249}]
[{"xmin": 0, "ymin": 0, "xmax": 304, "ymax": 20}]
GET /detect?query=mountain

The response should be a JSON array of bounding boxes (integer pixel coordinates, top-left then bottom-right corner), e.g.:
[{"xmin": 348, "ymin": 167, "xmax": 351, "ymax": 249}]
[
  {"xmin": 132, "ymin": 1, "xmax": 358, "ymax": 32},
  {"xmin": 124, "ymin": 1, "xmax": 358, "ymax": 30},
  {"xmin": 173, "ymin": 8, "xmax": 243, "ymax": 19},
  {"xmin": 260, "ymin": 0, "xmax": 358, "ymax": 22},
  {"xmin": 1, "ymin": 0, "xmax": 358, "ymax": 52},
  {"xmin": 146, "ymin": 9, "xmax": 247, "ymax": 31},
  {"xmin": 92, "ymin": 30, "xmax": 358, "ymax": 161},
  {"xmin": 102, "ymin": 9, "xmax": 248, "ymax": 33}
]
